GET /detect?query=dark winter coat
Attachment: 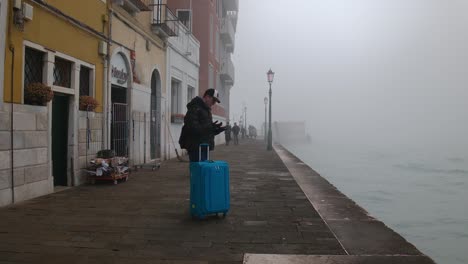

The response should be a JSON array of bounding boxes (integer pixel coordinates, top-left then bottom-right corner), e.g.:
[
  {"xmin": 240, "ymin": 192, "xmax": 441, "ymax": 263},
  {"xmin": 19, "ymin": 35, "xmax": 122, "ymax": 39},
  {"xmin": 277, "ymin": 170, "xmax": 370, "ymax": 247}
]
[
  {"xmin": 232, "ymin": 125, "xmax": 240, "ymax": 135},
  {"xmin": 179, "ymin": 96, "xmax": 215, "ymax": 151}
]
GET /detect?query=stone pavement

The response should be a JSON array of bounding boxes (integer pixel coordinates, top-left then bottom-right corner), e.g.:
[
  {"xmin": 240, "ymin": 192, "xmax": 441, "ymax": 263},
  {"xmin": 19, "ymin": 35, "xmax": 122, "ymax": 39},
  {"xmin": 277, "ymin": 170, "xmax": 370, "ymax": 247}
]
[{"xmin": 0, "ymin": 139, "xmax": 435, "ymax": 264}]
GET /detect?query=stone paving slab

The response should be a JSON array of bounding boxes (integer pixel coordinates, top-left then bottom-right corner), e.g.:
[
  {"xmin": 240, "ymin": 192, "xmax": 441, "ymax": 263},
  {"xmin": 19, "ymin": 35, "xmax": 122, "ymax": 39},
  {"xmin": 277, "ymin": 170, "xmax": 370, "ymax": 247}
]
[
  {"xmin": 244, "ymin": 254, "xmax": 437, "ymax": 264},
  {"xmin": 0, "ymin": 140, "xmax": 345, "ymax": 263}
]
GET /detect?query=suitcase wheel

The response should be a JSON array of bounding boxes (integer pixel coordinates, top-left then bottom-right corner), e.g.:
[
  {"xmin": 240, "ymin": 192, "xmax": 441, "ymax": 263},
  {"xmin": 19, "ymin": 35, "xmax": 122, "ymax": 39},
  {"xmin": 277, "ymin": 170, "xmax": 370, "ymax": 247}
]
[{"xmin": 216, "ymin": 213, "xmax": 226, "ymax": 218}]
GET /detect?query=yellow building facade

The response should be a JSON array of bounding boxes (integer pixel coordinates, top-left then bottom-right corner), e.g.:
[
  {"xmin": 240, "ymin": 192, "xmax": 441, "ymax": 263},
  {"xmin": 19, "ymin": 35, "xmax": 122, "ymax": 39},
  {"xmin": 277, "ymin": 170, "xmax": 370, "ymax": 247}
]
[
  {"xmin": 1, "ymin": 0, "xmax": 109, "ymax": 206},
  {"xmin": 4, "ymin": 0, "xmax": 107, "ymax": 105},
  {"xmin": 107, "ymin": 0, "xmax": 172, "ymax": 165},
  {"xmin": 0, "ymin": 0, "xmax": 181, "ymax": 206}
]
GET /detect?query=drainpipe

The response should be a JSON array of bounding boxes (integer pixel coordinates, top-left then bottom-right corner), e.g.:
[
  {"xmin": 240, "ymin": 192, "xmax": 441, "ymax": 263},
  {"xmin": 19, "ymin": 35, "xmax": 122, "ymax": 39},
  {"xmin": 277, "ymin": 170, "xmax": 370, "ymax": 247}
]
[
  {"xmin": 104, "ymin": 5, "xmax": 112, "ymax": 149},
  {"xmin": 9, "ymin": 44, "xmax": 15, "ymax": 204},
  {"xmin": 102, "ymin": 55, "xmax": 108, "ymax": 150}
]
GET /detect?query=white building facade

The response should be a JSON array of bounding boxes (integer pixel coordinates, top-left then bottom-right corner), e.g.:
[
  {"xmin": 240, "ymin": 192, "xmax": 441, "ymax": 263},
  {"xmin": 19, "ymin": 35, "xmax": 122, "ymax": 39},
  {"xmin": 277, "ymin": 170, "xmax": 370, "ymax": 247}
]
[{"xmin": 166, "ymin": 22, "xmax": 200, "ymax": 159}]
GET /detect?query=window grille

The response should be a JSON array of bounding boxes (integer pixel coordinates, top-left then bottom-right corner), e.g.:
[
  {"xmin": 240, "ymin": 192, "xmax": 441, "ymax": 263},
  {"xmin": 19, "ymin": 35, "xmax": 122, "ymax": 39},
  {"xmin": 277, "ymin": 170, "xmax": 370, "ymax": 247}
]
[
  {"xmin": 79, "ymin": 66, "xmax": 91, "ymax": 96},
  {"xmin": 24, "ymin": 47, "xmax": 44, "ymax": 89},
  {"xmin": 53, "ymin": 57, "xmax": 72, "ymax": 88}
]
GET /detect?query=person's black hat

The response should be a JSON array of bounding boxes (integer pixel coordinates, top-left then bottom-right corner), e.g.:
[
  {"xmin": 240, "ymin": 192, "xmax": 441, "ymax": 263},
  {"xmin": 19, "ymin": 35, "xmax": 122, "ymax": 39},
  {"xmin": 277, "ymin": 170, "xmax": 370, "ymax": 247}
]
[{"xmin": 204, "ymin": 89, "xmax": 220, "ymax": 103}]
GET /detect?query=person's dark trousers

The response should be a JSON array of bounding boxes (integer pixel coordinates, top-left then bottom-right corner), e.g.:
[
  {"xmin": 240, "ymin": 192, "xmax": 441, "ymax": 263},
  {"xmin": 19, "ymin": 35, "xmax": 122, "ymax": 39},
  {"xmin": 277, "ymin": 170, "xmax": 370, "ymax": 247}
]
[
  {"xmin": 233, "ymin": 135, "xmax": 239, "ymax": 145},
  {"xmin": 188, "ymin": 149, "xmax": 209, "ymax": 162}
]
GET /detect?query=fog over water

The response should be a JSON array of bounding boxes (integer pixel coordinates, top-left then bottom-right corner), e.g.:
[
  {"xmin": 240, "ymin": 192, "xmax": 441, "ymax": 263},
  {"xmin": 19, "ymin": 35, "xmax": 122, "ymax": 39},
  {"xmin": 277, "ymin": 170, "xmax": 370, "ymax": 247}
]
[
  {"xmin": 231, "ymin": 0, "xmax": 468, "ymax": 152},
  {"xmin": 229, "ymin": 1, "xmax": 468, "ymax": 263}
]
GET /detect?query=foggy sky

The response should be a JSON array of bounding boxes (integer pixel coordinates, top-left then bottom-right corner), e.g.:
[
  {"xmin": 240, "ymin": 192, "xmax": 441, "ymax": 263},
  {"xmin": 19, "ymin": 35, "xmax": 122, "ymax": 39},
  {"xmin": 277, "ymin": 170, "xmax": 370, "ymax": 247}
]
[{"xmin": 230, "ymin": 0, "xmax": 468, "ymax": 151}]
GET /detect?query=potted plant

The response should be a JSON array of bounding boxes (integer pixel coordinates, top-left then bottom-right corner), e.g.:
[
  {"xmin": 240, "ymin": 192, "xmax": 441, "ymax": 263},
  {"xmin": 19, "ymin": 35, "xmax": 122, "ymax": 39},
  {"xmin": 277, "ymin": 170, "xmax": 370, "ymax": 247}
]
[
  {"xmin": 79, "ymin": 96, "xmax": 99, "ymax": 111},
  {"xmin": 171, "ymin": 113, "xmax": 185, "ymax": 124},
  {"xmin": 24, "ymin": 83, "xmax": 54, "ymax": 106}
]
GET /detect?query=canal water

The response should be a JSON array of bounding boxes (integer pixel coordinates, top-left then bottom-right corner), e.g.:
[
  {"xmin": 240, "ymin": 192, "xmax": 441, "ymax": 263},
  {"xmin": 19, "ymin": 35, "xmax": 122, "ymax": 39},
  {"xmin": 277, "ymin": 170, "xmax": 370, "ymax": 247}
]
[{"xmin": 284, "ymin": 140, "xmax": 468, "ymax": 264}]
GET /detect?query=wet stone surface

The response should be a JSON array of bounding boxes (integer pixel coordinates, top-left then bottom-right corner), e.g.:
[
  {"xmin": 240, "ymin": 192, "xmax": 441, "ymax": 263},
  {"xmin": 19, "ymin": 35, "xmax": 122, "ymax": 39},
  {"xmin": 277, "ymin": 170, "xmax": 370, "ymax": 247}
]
[{"xmin": 0, "ymin": 139, "xmax": 345, "ymax": 263}]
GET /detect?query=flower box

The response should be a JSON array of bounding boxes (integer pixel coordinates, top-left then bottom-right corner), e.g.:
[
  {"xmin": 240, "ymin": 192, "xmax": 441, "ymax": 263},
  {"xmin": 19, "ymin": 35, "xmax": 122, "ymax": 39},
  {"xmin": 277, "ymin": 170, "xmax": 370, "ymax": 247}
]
[
  {"xmin": 24, "ymin": 83, "xmax": 54, "ymax": 106},
  {"xmin": 79, "ymin": 96, "xmax": 99, "ymax": 111}
]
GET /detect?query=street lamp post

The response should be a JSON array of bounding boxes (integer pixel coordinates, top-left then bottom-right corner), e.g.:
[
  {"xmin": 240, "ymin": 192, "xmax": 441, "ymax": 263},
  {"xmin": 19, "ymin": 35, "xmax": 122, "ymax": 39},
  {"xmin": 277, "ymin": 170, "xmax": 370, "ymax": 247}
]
[
  {"xmin": 244, "ymin": 106, "xmax": 247, "ymax": 135},
  {"xmin": 264, "ymin": 97, "xmax": 268, "ymax": 142},
  {"xmin": 267, "ymin": 69, "xmax": 275, "ymax": 150}
]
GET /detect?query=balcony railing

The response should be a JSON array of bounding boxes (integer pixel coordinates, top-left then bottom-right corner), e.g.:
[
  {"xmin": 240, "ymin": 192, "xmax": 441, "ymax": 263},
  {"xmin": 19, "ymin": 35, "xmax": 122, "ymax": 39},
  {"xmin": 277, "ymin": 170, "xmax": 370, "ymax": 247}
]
[
  {"xmin": 220, "ymin": 56, "xmax": 235, "ymax": 85},
  {"xmin": 223, "ymin": 0, "xmax": 239, "ymax": 12},
  {"xmin": 150, "ymin": 4, "xmax": 179, "ymax": 38},
  {"xmin": 220, "ymin": 18, "xmax": 234, "ymax": 47},
  {"xmin": 113, "ymin": 0, "xmax": 151, "ymax": 13}
]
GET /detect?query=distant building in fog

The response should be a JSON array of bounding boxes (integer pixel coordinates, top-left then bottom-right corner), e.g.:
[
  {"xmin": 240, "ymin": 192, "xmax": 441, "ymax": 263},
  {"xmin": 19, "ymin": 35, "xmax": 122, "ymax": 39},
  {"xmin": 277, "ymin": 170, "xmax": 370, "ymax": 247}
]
[{"xmin": 273, "ymin": 121, "xmax": 308, "ymax": 144}]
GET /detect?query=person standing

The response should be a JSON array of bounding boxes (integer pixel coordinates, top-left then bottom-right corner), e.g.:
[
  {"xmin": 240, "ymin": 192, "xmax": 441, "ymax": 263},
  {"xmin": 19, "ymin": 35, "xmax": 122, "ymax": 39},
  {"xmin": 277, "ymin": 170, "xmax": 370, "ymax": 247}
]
[
  {"xmin": 248, "ymin": 125, "xmax": 253, "ymax": 139},
  {"xmin": 179, "ymin": 89, "xmax": 226, "ymax": 162},
  {"xmin": 224, "ymin": 122, "xmax": 232, "ymax": 146},
  {"xmin": 232, "ymin": 122, "xmax": 240, "ymax": 145}
]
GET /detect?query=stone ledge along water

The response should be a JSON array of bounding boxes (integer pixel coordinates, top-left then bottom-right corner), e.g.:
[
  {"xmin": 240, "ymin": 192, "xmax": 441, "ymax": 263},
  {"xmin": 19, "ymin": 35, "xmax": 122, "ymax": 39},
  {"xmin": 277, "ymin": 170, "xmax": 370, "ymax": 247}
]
[{"xmin": 0, "ymin": 139, "xmax": 435, "ymax": 263}]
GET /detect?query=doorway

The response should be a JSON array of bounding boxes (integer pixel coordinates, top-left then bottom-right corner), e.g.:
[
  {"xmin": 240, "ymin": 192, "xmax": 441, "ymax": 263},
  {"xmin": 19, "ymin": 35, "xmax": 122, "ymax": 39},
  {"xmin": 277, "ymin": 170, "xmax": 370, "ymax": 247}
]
[
  {"xmin": 111, "ymin": 85, "xmax": 128, "ymax": 157},
  {"xmin": 150, "ymin": 70, "xmax": 161, "ymax": 160},
  {"xmin": 52, "ymin": 94, "xmax": 69, "ymax": 186}
]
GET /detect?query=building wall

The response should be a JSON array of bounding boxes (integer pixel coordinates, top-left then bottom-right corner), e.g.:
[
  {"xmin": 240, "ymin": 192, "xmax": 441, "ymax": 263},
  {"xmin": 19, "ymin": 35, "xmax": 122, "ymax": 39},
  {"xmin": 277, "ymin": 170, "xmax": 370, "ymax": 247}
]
[
  {"xmin": 217, "ymin": 1, "xmax": 236, "ymax": 121},
  {"xmin": 1, "ymin": 0, "xmax": 108, "ymax": 206},
  {"xmin": 110, "ymin": 16, "xmax": 166, "ymax": 111},
  {"xmin": 77, "ymin": 111, "xmax": 103, "ymax": 185},
  {"xmin": 112, "ymin": 0, "xmax": 166, "ymax": 48},
  {"xmin": 168, "ymin": 0, "xmax": 232, "ymax": 119},
  {"xmin": 0, "ymin": 104, "xmax": 51, "ymax": 207},
  {"xmin": 109, "ymin": 5, "xmax": 167, "ymax": 164},
  {"xmin": 167, "ymin": 0, "xmax": 216, "ymax": 96},
  {"xmin": 45, "ymin": 0, "xmax": 107, "ymax": 33},
  {"xmin": 167, "ymin": 21, "xmax": 200, "ymax": 159},
  {"xmin": 4, "ymin": 0, "xmax": 107, "ymax": 111}
]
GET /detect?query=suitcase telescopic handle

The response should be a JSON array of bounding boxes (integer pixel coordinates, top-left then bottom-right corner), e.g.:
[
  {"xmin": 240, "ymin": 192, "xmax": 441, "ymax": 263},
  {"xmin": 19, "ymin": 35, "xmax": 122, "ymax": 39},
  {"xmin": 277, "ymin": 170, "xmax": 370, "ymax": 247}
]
[{"xmin": 199, "ymin": 143, "xmax": 210, "ymax": 161}]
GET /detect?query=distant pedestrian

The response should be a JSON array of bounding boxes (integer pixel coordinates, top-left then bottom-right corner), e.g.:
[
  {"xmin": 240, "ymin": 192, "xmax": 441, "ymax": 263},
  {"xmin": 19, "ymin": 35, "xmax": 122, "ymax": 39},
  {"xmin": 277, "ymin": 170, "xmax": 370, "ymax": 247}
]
[
  {"xmin": 249, "ymin": 125, "xmax": 257, "ymax": 139},
  {"xmin": 225, "ymin": 122, "xmax": 232, "ymax": 145},
  {"xmin": 248, "ymin": 125, "xmax": 253, "ymax": 139},
  {"xmin": 232, "ymin": 123, "xmax": 240, "ymax": 145}
]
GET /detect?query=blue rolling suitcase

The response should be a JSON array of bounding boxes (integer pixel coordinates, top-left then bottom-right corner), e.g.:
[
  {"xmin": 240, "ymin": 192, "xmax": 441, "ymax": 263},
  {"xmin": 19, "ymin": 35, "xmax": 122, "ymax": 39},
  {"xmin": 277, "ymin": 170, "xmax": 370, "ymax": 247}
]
[{"xmin": 190, "ymin": 144, "xmax": 230, "ymax": 219}]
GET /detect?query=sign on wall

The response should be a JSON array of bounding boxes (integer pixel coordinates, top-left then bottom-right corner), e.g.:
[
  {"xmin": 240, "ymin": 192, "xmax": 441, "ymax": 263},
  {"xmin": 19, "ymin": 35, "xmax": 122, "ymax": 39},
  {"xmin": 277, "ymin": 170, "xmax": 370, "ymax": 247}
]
[{"xmin": 111, "ymin": 53, "xmax": 129, "ymax": 87}]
